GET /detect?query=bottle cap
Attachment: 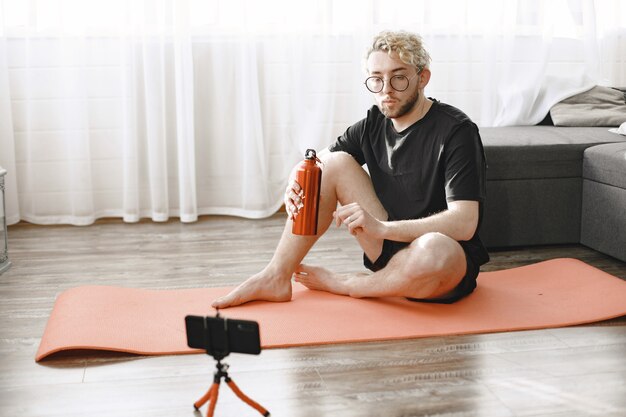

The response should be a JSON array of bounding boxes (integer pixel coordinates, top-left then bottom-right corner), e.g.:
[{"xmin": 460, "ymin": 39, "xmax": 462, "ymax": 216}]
[{"xmin": 305, "ymin": 149, "xmax": 317, "ymax": 160}]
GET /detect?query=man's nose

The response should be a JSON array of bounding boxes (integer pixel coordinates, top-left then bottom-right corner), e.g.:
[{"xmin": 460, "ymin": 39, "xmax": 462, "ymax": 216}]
[{"xmin": 381, "ymin": 80, "xmax": 394, "ymax": 94}]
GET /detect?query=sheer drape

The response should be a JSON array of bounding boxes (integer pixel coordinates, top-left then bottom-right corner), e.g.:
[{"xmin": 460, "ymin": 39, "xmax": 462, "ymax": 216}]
[
  {"xmin": 120, "ymin": 0, "xmax": 198, "ymax": 222},
  {"xmin": 1, "ymin": 0, "xmax": 624, "ymax": 225},
  {"xmin": 0, "ymin": 36, "xmax": 18, "ymax": 223}
]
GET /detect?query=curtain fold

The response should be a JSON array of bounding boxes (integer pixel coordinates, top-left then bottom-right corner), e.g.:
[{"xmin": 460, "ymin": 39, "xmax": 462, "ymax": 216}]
[
  {"xmin": 1, "ymin": 0, "xmax": 624, "ymax": 225},
  {"xmin": 172, "ymin": 0, "xmax": 197, "ymax": 223},
  {"xmin": 0, "ymin": 37, "xmax": 19, "ymax": 225}
]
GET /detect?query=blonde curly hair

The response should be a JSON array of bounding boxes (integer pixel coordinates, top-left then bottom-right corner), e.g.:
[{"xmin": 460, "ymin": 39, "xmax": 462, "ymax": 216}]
[{"xmin": 366, "ymin": 30, "xmax": 431, "ymax": 72}]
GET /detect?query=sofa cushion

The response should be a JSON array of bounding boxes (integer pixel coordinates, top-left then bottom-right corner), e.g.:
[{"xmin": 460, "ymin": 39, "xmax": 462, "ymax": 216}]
[
  {"xmin": 581, "ymin": 181, "xmax": 626, "ymax": 262},
  {"xmin": 481, "ymin": 178, "xmax": 582, "ymax": 247},
  {"xmin": 583, "ymin": 142, "xmax": 626, "ymax": 189},
  {"xmin": 480, "ymin": 126, "xmax": 626, "ymax": 180},
  {"xmin": 550, "ymin": 86, "xmax": 626, "ymax": 127}
]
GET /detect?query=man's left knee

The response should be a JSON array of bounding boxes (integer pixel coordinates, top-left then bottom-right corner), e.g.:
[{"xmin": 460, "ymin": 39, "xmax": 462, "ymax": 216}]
[
  {"xmin": 407, "ymin": 232, "xmax": 463, "ymax": 272},
  {"xmin": 401, "ymin": 233, "xmax": 467, "ymax": 298}
]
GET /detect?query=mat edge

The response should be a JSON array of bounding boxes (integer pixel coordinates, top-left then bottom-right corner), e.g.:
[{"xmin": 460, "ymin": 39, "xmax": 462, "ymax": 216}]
[{"xmin": 36, "ymin": 313, "xmax": 626, "ymax": 362}]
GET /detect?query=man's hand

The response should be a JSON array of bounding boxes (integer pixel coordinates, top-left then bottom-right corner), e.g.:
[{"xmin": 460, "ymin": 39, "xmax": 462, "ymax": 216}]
[
  {"xmin": 284, "ymin": 180, "xmax": 304, "ymax": 220},
  {"xmin": 334, "ymin": 202, "xmax": 386, "ymax": 239}
]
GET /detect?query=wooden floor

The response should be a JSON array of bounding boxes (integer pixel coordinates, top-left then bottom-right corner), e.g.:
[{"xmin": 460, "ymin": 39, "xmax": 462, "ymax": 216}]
[{"xmin": 1, "ymin": 213, "xmax": 625, "ymax": 417}]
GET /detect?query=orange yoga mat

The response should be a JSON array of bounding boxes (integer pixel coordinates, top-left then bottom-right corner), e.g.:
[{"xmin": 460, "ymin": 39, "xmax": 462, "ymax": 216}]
[{"xmin": 36, "ymin": 258, "xmax": 626, "ymax": 361}]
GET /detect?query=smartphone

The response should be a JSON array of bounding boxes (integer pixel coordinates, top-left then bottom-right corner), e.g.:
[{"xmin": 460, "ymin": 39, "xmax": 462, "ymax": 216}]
[{"xmin": 185, "ymin": 315, "xmax": 261, "ymax": 356}]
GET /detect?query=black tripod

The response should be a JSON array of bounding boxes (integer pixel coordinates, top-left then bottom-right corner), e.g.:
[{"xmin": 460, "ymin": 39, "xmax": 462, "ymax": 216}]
[{"xmin": 190, "ymin": 310, "xmax": 270, "ymax": 417}]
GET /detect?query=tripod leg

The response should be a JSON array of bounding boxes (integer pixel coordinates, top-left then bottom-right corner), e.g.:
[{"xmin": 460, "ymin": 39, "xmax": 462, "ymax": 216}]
[
  {"xmin": 206, "ymin": 384, "xmax": 220, "ymax": 417},
  {"xmin": 194, "ymin": 383, "xmax": 217, "ymax": 410},
  {"xmin": 226, "ymin": 378, "xmax": 270, "ymax": 417}
]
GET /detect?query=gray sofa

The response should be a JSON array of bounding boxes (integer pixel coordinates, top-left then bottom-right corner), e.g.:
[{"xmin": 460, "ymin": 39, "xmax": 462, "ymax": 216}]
[{"xmin": 478, "ymin": 126, "xmax": 626, "ymax": 262}]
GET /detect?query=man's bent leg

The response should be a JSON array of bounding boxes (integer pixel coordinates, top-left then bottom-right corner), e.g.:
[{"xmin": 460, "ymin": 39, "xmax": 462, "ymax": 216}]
[
  {"xmin": 212, "ymin": 151, "xmax": 388, "ymax": 308},
  {"xmin": 294, "ymin": 232, "xmax": 467, "ymax": 300}
]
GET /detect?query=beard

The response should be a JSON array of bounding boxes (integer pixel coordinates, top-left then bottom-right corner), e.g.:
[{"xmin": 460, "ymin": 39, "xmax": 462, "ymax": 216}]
[{"xmin": 379, "ymin": 88, "xmax": 420, "ymax": 119}]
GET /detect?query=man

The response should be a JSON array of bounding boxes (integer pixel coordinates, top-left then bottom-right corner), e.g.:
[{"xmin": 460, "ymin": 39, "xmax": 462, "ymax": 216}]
[{"xmin": 212, "ymin": 30, "xmax": 489, "ymax": 309}]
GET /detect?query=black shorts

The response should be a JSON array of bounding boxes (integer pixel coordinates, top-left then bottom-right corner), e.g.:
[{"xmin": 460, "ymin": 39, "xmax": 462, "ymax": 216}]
[{"xmin": 363, "ymin": 239, "xmax": 480, "ymax": 304}]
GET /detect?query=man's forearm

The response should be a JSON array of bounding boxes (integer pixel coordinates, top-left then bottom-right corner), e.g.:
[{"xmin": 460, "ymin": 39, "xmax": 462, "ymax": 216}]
[{"xmin": 379, "ymin": 201, "xmax": 479, "ymax": 243}]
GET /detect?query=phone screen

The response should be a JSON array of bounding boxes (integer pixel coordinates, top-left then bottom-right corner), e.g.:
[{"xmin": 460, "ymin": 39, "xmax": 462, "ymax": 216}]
[
  {"xmin": 222, "ymin": 318, "xmax": 261, "ymax": 355},
  {"xmin": 185, "ymin": 315, "xmax": 261, "ymax": 356},
  {"xmin": 185, "ymin": 315, "xmax": 206, "ymax": 350}
]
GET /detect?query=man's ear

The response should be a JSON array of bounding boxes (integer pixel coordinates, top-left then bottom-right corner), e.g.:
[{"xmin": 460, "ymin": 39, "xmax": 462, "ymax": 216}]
[{"xmin": 418, "ymin": 68, "xmax": 431, "ymax": 89}]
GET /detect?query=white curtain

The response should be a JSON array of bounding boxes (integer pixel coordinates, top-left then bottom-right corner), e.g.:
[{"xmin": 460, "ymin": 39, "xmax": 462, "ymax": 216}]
[{"xmin": 1, "ymin": 0, "xmax": 624, "ymax": 225}]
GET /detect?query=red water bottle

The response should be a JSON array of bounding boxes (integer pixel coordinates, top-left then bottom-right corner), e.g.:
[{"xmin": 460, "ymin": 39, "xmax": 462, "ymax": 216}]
[{"xmin": 292, "ymin": 149, "xmax": 323, "ymax": 235}]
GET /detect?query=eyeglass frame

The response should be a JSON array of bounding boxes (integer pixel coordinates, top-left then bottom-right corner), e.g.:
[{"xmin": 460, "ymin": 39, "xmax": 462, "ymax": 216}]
[{"xmin": 364, "ymin": 69, "xmax": 423, "ymax": 93}]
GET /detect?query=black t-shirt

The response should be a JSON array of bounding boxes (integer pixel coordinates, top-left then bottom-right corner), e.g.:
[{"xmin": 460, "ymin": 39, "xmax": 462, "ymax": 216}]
[{"xmin": 328, "ymin": 100, "xmax": 489, "ymax": 266}]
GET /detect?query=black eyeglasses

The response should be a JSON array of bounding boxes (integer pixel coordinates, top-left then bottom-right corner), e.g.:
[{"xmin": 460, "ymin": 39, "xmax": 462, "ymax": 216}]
[{"xmin": 364, "ymin": 72, "xmax": 420, "ymax": 93}]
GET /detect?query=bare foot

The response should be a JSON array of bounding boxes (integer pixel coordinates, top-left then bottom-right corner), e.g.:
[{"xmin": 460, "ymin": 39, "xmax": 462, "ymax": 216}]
[
  {"xmin": 212, "ymin": 270, "xmax": 292, "ymax": 308},
  {"xmin": 293, "ymin": 264, "xmax": 354, "ymax": 296}
]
